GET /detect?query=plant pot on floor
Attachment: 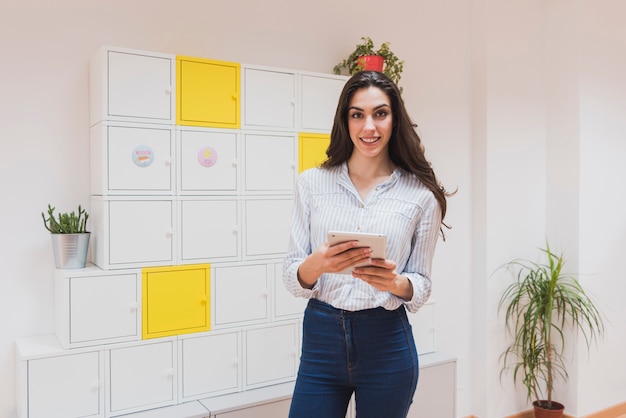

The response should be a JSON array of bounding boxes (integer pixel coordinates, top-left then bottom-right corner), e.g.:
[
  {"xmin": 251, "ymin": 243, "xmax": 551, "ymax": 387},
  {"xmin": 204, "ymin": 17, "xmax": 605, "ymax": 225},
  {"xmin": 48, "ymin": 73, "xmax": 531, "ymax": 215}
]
[
  {"xmin": 50, "ymin": 232, "xmax": 90, "ymax": 269},
  {"xmin": 533, "ymin": 400, "xmax": 565, "ymax": 418}
]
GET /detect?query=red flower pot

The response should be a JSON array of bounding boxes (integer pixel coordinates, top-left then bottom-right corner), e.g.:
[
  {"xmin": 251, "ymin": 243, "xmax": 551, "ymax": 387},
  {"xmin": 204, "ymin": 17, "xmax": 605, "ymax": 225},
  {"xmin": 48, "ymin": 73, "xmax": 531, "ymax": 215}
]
[{"xmin": 357, "ymin": 55, "xmax": 384, "ymax": 72}]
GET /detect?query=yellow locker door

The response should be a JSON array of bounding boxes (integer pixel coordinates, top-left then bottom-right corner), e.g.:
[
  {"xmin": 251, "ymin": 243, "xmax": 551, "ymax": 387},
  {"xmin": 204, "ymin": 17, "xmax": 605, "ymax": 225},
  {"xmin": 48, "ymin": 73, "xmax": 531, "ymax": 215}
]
[
  {"xmin": 177, "ymin": 56, "xmax": 240, "ymax": 129},
  {"xmin": 298, "ymin": 133, "xmax": 330, "ymax": 173},
  {"xmin": 142, "ymin": 264, "xmax": 210, "ymax": 339}
]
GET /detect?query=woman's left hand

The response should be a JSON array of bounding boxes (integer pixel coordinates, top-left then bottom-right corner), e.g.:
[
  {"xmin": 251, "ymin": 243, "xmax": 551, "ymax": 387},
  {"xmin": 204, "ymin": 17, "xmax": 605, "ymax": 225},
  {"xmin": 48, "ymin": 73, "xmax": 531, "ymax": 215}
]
[{"xmin": 352, "ymin": 259, "xmax": 414, "ymax": 301}]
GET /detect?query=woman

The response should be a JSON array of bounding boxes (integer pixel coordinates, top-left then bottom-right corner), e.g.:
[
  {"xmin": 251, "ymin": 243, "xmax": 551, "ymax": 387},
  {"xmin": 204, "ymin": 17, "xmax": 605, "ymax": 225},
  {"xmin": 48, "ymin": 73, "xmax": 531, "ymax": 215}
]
[{"xmin": 283, "ymin": 70, "xmax": 452, "ymax": 418}]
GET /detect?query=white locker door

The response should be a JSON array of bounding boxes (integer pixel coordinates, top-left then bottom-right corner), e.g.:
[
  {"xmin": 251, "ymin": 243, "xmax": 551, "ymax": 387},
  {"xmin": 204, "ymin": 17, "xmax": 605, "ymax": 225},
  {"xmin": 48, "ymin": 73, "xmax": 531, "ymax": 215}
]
[
  {"xmin": 70, "ymin": 273, "xmax": 139, "ymax": 345},
  {"xmin": 245, "ymin": 323, "xmax": 298, "ymax": 388},
  {"xmin": 107, "ymin": 49, "xmax": 174, "ymax": 123},
  {"xmin": 274, "ymin": 262, "xmax": 307, "ymax": 318},
  {"xmin": 408, "ymin": 303, "xmax": 436, "ymax": 355},
  {"xmin": 409, "ymin": 359, "xmax": 456, "ymax": 418},
  {"xmin": 180, "ymin": 199, "xmax": 239, "ymax": 262},
  {"xmin": 108, "ymin": 340, "xmax": 176, "ymax": 414},
  {"xmin": 108, "ymin": 200, "xmax": 173, "ymax": 265},
  {"xmin": 179, "ymin": 128, "xmax": 238, "ymax": 193},
  {"xmin": 180, "ymin": 331, "xmax": 241, "ymax": 399},
  {"xmin": 213, "ymin": 264, "xmax": 268, "ymax": 326},
  {"xmin": 28, "ymin": 352, "xmax": 102, "ymax": 418},
  {"xmin": 300, "ymin": 73, "xmax": 346, "ymax": 132},
  {"xmin": 243, "ymin": 66, "xmax": 296, "ymax": 130},
  {"xmin": 244, "ymin": 198, "xmax": 292, "ymax": 257},
  {"xmin": 244, "ymin": 133, "xmax": 296, "ymax": 193},
  {"xmin": 214, "ymin": 400, "xmax": 291, "ymax": 418},
  {"xmin": 106, "ymin": 124, "xmax": 173, "ymax": 193}
]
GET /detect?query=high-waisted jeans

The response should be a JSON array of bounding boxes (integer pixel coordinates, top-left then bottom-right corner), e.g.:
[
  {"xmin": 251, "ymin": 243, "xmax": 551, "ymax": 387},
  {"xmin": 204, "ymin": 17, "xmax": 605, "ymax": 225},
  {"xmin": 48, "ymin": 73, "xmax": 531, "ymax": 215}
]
[{"xmin": 288, "ymin": 298, "xmax": 419, "ymax": 418}]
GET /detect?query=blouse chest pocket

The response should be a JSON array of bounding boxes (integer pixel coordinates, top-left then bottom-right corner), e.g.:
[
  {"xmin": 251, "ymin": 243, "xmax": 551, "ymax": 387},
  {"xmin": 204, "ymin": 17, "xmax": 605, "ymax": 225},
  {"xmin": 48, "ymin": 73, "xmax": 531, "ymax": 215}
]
[
  {"xmin": 371, "ymin": 198, "xmax": 422, "ymax": 231},
  {"xmin": 310, "ymin": 193, "xmax": 361, "ymax": 233}
]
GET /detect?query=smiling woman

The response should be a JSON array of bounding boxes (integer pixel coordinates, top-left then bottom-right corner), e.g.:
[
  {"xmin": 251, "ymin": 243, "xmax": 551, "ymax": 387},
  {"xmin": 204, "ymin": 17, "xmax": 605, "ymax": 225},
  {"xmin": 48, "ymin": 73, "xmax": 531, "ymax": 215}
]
[{"xmin": 282, "ymin": 70, "xmax": 454, "ymax": 418}]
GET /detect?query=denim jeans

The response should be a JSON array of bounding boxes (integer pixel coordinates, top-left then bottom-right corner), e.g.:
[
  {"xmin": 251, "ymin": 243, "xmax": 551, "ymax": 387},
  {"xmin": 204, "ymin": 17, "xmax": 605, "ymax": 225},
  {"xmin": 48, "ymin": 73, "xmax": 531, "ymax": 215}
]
[{"xmin": 288, "ymin": 298, "xmax": 419, "ymax": 418}]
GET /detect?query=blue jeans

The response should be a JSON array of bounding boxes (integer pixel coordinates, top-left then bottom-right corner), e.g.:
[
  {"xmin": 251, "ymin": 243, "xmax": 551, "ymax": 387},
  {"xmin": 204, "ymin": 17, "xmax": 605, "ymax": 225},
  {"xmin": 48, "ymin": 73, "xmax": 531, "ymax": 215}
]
[{"xmin": 289, "ymin": 298, "xmax": 419, "ymax": 418}]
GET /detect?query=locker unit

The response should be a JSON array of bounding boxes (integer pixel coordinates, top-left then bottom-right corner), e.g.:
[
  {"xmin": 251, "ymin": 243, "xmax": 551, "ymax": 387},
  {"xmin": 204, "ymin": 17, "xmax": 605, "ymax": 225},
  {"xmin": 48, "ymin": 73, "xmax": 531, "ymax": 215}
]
[
  {"xmin": 90, "ymin": 122, "xmax": 175, "ymax": 196},
  {"xmin": 15, "ymin": 335, "xmax": 105, "ymax": 418},
  {"xmin": 244, "ymin": 322, "xmax": 299, "ymax": 389},
  {"xmin": 142, "ymin": 264, "xmax": 211, "ymax": 339},
  {"xmin": 273, "ymin": 262, "xmax": 307, "ymax": 319},
  {"xmin": 177, "ymin": 127, "xmax": 240, "ymax": 195},
  {"xmin": 241, "ymin": 65, "xmax": 297, "ymax": 131},
  {"xmin": 178, "ymin": 330, "xmax": 242, "ymax": 401},
  {"xmin": 91, "ymin": 197, "xmax": 175, "ymax": 270},
  {"xmin": 178, "ymin": 198, "xmax": 240, "ymax": 264},
  {"xmin": 409, "ymin": 301, "xmax": 437, "ymax": 355},
  {"xmin": 16, "ymin": 45, "xmax": 455, "ymax": 418},
  {"xmin": 105, "ymin": 338, "xmax": 178, "ymax": 416},
  {"xmin": 212, "ymin": 263, "xmax": 269, "ymax": 327},
  {"xmin": 176, "ymin": 56, "xmax": 240, "ymax": 129},
  {"xmin": 54, "ymin": 266, "xmax": 141, "ymax": 349},
  {"xmin": 243, "ymin": 131, "xmax": 297, "ymax": 193},
  {"xmin": 90, "ymin": 46, "xmax": 176, "ymax": 126},
  {"xmin": 299, "ymin": 71, "xmax": 347, "ymax": 132},
  {"xmin": 243, "ymin": 198, "xmax": 292, "ymax": 258},
  {"xmin": 298, "ymin": 132, "xmax": 330, "ymax": 172}
]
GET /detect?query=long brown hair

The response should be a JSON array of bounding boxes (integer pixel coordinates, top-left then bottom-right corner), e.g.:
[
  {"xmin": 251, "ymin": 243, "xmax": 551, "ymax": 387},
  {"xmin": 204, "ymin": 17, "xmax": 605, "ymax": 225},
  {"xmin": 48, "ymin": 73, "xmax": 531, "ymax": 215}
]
[{"xmin": 322, "ymin": 71, "xmax": 454, "ymax": 235}]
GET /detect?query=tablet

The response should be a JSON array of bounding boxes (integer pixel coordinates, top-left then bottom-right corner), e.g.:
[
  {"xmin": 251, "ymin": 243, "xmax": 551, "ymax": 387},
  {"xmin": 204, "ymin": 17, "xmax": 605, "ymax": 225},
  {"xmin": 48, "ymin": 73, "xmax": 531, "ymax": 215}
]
[{"xmin": 327, "ymin": 231, "xmax": 387, "ymax": 274}]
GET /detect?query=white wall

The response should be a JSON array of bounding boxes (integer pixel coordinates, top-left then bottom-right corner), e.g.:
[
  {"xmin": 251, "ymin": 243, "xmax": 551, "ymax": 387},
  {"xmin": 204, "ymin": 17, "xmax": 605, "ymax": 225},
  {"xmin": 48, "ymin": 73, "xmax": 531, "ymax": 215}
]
[
  {"xmin": 0, "ymin": 1, "xmax": 623, "ymax": 417},
  {"xmin": 576, "ymin": 0, "xmax": 626, "ymax": 415},
  {"xmin": 477, "ymin": 0, "xmax": 626, "ymax": 417},
  {"xmin": 0, "ymin": 1, "xmax": 472, "ymax": 417}
]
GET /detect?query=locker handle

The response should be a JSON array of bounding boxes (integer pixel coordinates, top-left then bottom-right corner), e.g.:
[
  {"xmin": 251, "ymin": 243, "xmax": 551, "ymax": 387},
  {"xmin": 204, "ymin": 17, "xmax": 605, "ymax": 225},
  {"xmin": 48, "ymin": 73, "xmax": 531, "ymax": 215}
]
[
  {"xmin": 231, "ymin": 159, "xmax": 238, "ymax": 167},
  {"xmin": 233, "ymin": 357, "xmax": 240, "ymax": 365},
  {"xmin": 261, "ymin": 289, "xmax": 269, "ymax": 297},
  {"xmin": 164, "ymin": 87, "xmax": 172, "ymax": 95},
  {"xmin": 232, "ymin": 225, "xmax": 239, "ymax": 234},
  {"xmin": 231, "ymin": 93, "xmax": 238, "ymax": 100},
  {"xmin": 91, "ymin": 380, "xmax": 100, "ymax": 391},
  {"xmin": 129, "ymin": 302, "xmax": 138, "ymax": 311},
  {"xmin": 166, "ymin": 368, "xmax": 175, "ymax": 377},
  {"xmin": 200, "ymin": 296, "xmax": 207, "ymax": 304},
  {"xmin": 164, "ymin": 158, "xmax": 172, "ymax": 166},
  {"xmin": 165, "ymin": 229, "xmax": 173, "ymax": 238}
]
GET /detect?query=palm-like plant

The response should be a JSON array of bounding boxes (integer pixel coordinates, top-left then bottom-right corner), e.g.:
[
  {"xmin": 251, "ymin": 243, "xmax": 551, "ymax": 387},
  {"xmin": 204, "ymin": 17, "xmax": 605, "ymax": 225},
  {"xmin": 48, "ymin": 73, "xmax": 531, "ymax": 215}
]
[{"xmin": 498, "ymin": 243, "xmax": 604, "ymax": 411}]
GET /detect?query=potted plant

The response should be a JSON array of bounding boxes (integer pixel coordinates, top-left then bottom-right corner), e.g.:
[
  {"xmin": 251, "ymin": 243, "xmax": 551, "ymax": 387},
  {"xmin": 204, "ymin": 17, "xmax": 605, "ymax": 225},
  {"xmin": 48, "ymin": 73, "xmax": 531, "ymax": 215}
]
[
  {"xmin": 42, "ymin": 204, "xmax": 90, "ymax": 269},
  {"xmin": 498, "ymin": 243, "xmax": 604, "ymax": 418},
  {"xmin": 333, "ymin": 36, "xmax": 405, "ymax": 92}
]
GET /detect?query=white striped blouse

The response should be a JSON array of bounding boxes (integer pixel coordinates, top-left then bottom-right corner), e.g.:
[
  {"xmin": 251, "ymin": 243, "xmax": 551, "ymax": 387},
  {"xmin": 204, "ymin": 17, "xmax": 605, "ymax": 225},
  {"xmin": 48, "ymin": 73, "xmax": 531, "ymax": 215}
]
[{"xmin": 283, "ymin": 162, "xmax": 442, "ymax": 313}]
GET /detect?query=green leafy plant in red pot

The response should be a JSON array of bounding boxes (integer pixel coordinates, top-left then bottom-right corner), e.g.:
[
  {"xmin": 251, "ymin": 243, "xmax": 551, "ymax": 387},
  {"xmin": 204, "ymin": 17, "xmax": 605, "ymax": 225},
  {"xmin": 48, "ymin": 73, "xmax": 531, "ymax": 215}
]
[
  {"xmin": 333, "ymin": 36, "xmax": 404, "ymax": 92},
  {"xmin": 497, "ymin": 243, "xmax": 605, "ymax": 418}
]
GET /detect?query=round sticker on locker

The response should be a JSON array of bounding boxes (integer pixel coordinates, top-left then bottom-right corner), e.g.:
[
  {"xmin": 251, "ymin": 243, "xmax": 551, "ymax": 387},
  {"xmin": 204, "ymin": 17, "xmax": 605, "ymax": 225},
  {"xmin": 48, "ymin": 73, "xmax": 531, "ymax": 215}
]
[
  {"xmin": 198, "ymin": 146, "xmax": 218, "ymax": 167},
  {"xmin": 132, "ymin": 145, "xmax": 155, "ymax": 167}
]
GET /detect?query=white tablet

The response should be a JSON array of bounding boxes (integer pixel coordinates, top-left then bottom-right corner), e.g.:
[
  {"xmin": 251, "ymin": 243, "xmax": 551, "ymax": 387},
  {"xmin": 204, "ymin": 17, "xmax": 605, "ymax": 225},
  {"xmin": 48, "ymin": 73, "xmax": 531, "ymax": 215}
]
[{"xmin": 327, "ymin": 231, "xmax": 387, "ymax": 274}]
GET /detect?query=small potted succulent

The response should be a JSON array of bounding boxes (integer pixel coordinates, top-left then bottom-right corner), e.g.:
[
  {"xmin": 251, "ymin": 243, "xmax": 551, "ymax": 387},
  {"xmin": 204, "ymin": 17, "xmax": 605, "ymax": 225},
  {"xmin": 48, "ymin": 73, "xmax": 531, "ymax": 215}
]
[
  {"xmin": 333, "ymin": 36, "xmax": 405, "ymax": 91},
  {"xmin": 42, "ymin": 204, "xmax": 90, "ymax": 269}
]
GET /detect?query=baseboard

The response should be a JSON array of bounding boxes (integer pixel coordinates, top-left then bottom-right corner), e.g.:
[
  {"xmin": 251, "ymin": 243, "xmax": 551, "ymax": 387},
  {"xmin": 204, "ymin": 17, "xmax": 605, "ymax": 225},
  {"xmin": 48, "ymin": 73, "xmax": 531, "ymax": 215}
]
[
  {"xmin": 581, "ymin": 401, "xmax": 626, "ymax": 418},
  {"xmin": 489, "ymin": 411, "xmax": 573, "ymax": 418},
  {"xmin": 474, "ymin": 400, "xmax": 626, "ymax": 418}
]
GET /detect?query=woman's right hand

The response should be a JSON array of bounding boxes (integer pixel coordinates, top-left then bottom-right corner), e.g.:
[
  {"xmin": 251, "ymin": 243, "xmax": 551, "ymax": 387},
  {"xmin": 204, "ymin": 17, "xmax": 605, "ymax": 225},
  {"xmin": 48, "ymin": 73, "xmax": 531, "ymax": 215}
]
[{"xmin": 296, "ymin": 241, "xmax": 373, "ymax": 288}]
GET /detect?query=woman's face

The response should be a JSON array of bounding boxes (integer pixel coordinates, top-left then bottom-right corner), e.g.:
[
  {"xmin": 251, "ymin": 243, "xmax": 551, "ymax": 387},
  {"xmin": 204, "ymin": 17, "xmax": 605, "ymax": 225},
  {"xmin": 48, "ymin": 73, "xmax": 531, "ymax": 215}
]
[{"xmin": 347, "ymin": 86, "xmax": 393, "ymax": 160}]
